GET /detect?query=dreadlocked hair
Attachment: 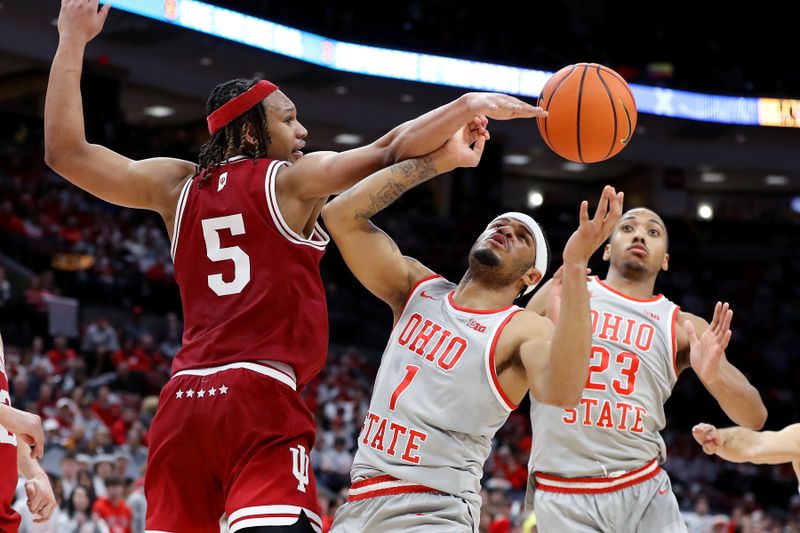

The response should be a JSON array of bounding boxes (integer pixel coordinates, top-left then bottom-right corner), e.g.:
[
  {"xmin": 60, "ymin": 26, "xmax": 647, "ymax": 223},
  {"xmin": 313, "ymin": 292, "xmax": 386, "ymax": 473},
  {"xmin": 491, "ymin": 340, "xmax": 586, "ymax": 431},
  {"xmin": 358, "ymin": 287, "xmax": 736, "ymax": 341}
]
[{"xmin": 196, "ymin": 78, "xmax": 272, "ymax": 188}]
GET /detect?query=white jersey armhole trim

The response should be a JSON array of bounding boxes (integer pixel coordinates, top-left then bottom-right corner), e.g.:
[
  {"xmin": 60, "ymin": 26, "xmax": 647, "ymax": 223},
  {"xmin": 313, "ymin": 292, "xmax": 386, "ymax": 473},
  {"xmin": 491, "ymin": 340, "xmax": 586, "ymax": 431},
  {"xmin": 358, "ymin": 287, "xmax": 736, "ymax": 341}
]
[
  {"xmin": 484, "ymin": 308, "xmax": 524, "ymax": 412},
  {"xmin": 169, "ymin": 177, "xmax": 194, "ymax": 261},
  {"xmin": 669, "ymin": 305, "xmax": 681, "ymax": 380},
  {"xmin": 264, "ymin": 160, "xmax": 329, "ymax": 250}
]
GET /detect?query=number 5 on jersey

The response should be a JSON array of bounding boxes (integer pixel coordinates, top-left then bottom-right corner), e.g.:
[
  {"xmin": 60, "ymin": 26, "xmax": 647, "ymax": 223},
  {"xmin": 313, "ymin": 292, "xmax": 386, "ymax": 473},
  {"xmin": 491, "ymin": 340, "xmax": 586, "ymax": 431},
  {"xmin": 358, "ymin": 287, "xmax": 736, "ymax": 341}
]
[{"xmin": 201, "ymin": 214, "xmax": 251, "ymax": 296}]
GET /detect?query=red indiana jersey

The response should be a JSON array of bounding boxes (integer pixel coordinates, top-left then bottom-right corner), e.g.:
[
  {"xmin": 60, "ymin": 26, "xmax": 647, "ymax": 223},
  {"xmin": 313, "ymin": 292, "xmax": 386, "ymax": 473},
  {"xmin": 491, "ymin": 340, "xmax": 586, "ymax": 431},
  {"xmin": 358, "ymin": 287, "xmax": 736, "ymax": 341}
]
[{"xmin": 171, "ymin": 157, "xmax": 330, "ymax": 386}]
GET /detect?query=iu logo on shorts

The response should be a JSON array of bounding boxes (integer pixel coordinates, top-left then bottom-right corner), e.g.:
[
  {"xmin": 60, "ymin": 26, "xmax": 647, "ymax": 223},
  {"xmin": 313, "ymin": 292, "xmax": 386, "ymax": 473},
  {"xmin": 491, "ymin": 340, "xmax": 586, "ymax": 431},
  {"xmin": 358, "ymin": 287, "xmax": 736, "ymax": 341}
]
[{"xmin": 290, "ymin": 444, "xmax": 310, "ymax": 493}]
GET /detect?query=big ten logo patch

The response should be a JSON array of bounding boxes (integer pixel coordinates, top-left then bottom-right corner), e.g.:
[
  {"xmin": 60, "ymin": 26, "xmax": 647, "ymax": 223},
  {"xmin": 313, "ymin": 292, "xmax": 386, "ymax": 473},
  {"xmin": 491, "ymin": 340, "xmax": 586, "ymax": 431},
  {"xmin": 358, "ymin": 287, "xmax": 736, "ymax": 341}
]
[
  {"xmin": 290, "ymin": 444, "xmax": 310, "ymax": 493},
  {"xmin": 466, "ymin": 318, "xmax": 486, "ymax": 333}
]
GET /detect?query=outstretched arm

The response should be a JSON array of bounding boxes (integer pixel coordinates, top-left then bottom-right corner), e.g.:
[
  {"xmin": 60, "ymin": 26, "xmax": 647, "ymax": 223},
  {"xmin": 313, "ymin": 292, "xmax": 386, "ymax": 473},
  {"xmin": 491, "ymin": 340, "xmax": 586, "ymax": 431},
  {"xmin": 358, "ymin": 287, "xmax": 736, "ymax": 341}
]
[
  {"xmin": 283, "ymin": 94, "xmax": 545, "ymax": 200},
  {"xmin": 693, "ymin": 422, "xmax": 800, "ymax": 465},
  {"xmin": 521, "ymin": 186, "xmax": 624, "ymax": 407},
  {"xmin": 322, "ymin": 121, "xmax": 488, "ymax": 317},
  {"xmin": 45, "ymin": 0, "xmax": 194, "ymax": 214},
  {"xmin": 682, "ymin": 307, "xmax": 767, "ymax": 429}
]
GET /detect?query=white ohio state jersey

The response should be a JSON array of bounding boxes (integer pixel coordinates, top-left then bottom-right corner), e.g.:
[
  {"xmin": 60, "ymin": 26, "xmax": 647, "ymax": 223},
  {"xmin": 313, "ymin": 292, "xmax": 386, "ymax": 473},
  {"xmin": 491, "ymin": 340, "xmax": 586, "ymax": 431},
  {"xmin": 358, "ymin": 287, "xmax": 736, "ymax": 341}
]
[
  {"xmin": 351, "ymin": 276, "xmax": 522, "ymax": 507},
  {"xmin": 529, "ymin": 276, "xmax": 680, "ymax": 477}
]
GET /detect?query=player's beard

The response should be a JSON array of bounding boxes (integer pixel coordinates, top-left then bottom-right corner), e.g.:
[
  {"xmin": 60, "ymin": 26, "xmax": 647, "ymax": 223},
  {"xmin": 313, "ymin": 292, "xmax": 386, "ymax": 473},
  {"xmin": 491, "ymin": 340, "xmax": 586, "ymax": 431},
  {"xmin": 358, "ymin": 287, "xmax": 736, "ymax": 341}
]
[{"xmin": 467, "ymin": 247, "xmax": 529, "ymax": 290}]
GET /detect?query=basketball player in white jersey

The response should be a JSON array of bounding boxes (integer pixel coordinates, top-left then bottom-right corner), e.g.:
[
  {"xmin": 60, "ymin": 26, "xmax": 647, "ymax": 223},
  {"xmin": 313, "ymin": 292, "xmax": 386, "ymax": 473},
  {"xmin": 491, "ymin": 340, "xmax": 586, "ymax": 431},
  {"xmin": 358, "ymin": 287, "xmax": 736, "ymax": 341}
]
[
  {"xmin": 322, "ymin": 121, "xmax": 624, "ymax": 532},
  {"xmin": 692, "ymin": 422, "xmax": 800, "ymax": 490},
  {"xmin": 524, "ymin": 207, "xmax": 767, "ymax": 532}
]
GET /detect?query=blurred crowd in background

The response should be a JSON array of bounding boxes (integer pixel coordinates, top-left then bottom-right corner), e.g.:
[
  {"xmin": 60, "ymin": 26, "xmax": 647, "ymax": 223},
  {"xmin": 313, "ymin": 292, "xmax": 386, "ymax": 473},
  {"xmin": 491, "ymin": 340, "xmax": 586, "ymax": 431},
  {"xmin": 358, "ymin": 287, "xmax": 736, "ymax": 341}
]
[{"xmin": 1, "ymin": 114, "xmax": 799, "ymax": 533}]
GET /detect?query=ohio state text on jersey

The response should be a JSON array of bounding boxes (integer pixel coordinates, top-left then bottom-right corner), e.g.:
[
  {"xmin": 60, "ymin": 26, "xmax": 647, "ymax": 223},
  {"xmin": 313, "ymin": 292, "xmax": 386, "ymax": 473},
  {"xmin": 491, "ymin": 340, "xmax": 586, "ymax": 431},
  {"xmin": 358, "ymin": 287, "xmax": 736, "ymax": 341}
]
[
  {"xmin": 529, "ymin": 276, "xmax": 680, "ymax": 478},
  {"xmin": 351, "ymin": 276, "xmax": 523, "ymax": 508}
]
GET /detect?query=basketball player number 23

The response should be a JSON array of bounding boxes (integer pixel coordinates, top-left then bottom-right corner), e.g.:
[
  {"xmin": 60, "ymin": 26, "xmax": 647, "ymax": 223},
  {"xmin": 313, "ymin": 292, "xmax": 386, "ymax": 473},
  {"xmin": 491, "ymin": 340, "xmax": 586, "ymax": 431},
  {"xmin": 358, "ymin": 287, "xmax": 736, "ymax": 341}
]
[
  {"xmin": 201, "ymin": 214, "xmax": 251, "ymax": 296},
  {"xmin": 585, "ymin": 346, "xmax": 640, "ymax": 396}
]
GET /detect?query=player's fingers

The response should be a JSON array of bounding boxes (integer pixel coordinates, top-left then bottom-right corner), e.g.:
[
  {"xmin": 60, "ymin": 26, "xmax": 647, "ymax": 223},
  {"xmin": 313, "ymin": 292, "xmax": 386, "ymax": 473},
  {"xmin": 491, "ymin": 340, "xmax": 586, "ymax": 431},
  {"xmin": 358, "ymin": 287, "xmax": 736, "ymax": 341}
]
[
  {"xmin": 720, "ymin": 306, "xmax": 733, "ymax": 335},
  {"xmin": 40, "ymin": 498, "xmax": 56, "ymax": 519},
  {"xmin": 601, "ymin": 190, "xmax": 624, "ymax": 233},
  {"xmin": 471, "ymin": 136, "xmax": 486, "ymax": 162},
  {"xmin": 43, "ymin": 501, "xmax": 57, "ymax": 520},
  {"xmin": 25, "ymin": 482, "xmax": 35, "ymax": 501},
  {"xmin": 579, "ymin": 200, "xmax": 589, "ymax": 225},
  {"xmin": 709, "ymin": 301, "xmax": 722, "ymax": 331},
  {"xmin": 593, "ymin": 186, "xmax": 611, "ymax": 222},
  {"xmin": 684, "ymin": 320, "xmax": 698, "ymax": 344},
  {"xmin": 721, "ymin": 330, "xmax": 732, "ymax": 350}
]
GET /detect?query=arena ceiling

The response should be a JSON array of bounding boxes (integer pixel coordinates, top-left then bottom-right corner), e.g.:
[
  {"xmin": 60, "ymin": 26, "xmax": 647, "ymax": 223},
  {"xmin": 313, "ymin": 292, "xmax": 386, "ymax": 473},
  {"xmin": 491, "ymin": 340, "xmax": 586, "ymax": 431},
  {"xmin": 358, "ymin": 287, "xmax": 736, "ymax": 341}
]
[{"xmin": 0, "ymin": 0, "xmax": 798, "ymax": 197}]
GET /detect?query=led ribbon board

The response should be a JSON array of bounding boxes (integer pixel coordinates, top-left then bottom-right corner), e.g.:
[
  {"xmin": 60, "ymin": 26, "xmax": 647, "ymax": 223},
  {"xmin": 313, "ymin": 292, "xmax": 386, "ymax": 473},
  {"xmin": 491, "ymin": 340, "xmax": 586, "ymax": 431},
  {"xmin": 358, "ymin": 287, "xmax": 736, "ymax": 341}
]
[{"xmin": 104, "ymin": 0, "xmax": 798, "ymax": 128}]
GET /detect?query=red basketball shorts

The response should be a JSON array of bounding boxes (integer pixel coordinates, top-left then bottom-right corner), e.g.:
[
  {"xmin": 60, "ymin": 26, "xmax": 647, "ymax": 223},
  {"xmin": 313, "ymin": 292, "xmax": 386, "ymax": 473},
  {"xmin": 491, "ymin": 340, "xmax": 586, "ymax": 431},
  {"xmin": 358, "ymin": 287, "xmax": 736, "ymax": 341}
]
[{"xmin": 144, "ymin": 361, "xmax": 322, "ymax": 533}]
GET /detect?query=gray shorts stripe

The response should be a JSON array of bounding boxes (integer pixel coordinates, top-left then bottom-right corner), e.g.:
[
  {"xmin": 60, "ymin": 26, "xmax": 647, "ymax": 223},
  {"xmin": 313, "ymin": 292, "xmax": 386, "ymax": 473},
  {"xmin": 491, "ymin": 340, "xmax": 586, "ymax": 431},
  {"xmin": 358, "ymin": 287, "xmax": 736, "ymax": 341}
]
[
  {"xmin": 530, "ymin": 470, "xmax": 686, "ymax": 533},
  {"xmin": 330, "ymin": 491, "xmax": 478, "ymax": 533}
]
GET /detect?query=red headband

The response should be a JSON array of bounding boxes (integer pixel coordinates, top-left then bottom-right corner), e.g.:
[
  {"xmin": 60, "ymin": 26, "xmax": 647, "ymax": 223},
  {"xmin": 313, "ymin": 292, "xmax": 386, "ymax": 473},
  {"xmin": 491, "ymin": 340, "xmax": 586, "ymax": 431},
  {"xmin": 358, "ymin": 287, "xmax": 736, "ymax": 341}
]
[{"xmin": 206, "ymin": 80, "xmax": 279, "ymax": 135}]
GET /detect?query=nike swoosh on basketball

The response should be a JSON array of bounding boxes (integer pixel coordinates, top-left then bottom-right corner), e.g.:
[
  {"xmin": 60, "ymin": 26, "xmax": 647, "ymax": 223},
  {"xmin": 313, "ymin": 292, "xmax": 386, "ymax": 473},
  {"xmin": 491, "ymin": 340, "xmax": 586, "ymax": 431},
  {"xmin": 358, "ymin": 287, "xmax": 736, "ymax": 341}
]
[{"xmin": 420, "ymin": 291, "xmax": 436, "ymax": 300}]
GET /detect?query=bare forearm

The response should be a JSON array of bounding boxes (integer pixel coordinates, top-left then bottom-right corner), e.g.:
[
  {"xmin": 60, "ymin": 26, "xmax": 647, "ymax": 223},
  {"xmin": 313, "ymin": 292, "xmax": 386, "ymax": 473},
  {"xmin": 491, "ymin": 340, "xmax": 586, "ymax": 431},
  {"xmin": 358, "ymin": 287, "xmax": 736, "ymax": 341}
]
[
  {"xmin": 705, "ymin": 365, "xmax": 767, "ymax": 429},
  {"xmin": 385, "ymin": 95, "xmax": 474, "ymax": 163},
  {"xmin": 713, "ymin": 427, "xmax": 762, "ymax": 463},
  {"xmin": 542, "ymin": 261, "xmax": 591, "ymax": 406},
  {"xmin": 324, "ymin": 155, "xmax": 442, "ymax": 226},
  {"xmin": 17, "ymin": 441, "xmax": 43, "ymax": 480},
  {"xmin": 45, "ymin": 37, "xmax": 90, "ymax": 166}
]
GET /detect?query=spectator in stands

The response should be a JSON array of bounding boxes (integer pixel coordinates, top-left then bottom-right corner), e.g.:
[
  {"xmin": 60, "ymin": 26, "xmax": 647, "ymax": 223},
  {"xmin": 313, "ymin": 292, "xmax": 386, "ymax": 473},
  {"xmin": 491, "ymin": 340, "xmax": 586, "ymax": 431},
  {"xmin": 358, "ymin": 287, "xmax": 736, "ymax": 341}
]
[
  {"xmin": 92, "ymin": 476, "xmax": 132, "ymax": 533},
  {"xmin": 58, "ymin": 484, "xmax": 110, "ymax": 533}
]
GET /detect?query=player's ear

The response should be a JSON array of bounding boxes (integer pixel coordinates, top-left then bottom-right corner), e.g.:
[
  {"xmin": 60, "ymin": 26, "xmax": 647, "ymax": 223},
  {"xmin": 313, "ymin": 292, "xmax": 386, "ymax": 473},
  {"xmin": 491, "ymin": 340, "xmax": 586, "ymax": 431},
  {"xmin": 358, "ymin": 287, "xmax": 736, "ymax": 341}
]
[
  {"xmin": 242, "ymin": 122, "xmax": 257, "ymax": 146},
  {"xmin": 522, "ymin": 267, "xmax": 542, "ymax": 290},
  {"xmin": 602, "ymin": 244, "xmax": 611, "ymax": 261},
  {"xmin": 662, "ymin": 253, "xmax": 669, "ymax": 272}
]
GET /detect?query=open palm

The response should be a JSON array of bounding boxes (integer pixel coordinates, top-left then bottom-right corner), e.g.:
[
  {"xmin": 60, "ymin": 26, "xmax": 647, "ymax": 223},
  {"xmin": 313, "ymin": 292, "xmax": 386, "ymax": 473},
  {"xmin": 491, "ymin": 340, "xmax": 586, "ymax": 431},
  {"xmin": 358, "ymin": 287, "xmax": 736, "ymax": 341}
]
[
  {"xmin": 562, "ymin": 185, "xmax": 624, "ymax": 265},
  {"xmin": 687, "ymin": 302, "xmax": 733, "ymax": 383}
]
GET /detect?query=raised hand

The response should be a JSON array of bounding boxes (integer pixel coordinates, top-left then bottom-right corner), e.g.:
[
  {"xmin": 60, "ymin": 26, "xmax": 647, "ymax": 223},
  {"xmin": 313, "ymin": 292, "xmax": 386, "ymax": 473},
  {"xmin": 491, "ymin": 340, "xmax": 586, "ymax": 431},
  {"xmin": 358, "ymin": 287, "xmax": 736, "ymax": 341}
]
[
  {"xmin": 433, "ymin": 116, "xmax": 489, "ymax": 172},
  {"xmin": 692, "ymin": 423, "xmax": 722, "ymax": 455},
  {"xmin": 687, "ymin": 302, "xmax": 733, "ymax": 384},
  {"xmin": 562, "ymin": 185, "xmax": 624, "ymax": 266},
  {"xmin": 466, "ymin": 93, "xmax": 548, "ymax": 120},
  {"xmin": 58, "ymin": 0, "xmax": 111, "ymax": 43}
]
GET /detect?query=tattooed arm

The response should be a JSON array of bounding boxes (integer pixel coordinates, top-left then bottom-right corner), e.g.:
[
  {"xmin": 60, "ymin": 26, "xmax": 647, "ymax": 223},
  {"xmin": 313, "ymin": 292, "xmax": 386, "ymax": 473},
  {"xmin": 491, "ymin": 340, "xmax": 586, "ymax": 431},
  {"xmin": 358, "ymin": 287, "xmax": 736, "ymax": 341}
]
[{"xmin": 322, "ymin": 123, "xmax": 487, "ymax": 319}]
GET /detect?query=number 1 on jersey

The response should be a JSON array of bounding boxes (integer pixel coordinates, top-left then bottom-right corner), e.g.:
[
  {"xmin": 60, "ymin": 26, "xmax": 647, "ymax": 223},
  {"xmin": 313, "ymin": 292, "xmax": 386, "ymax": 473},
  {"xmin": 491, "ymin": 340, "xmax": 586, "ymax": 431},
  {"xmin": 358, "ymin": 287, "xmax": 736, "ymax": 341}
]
[{"xmin": 389, "ymin": 364, "xmax": 420, "ymax": 411}]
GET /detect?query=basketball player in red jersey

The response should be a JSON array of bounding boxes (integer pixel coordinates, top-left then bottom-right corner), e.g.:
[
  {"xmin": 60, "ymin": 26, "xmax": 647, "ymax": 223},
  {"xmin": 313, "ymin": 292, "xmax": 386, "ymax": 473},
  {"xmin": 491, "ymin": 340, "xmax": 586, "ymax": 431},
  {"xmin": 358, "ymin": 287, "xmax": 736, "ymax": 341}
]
[
  {"xmin": 44, "ymin": 2, "xmax": 544, "ymax": 532},
  {"xmin": 0, "ymin": 335, "xmax": 58, "ymax": 530}
]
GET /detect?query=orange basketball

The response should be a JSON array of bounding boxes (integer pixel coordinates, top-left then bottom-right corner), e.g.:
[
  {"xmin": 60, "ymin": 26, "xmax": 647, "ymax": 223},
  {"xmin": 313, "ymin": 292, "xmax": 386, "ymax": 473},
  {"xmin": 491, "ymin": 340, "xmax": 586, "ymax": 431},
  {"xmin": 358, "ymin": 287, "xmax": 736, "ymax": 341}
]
[{"xmin": 537, "ymin": 63, "xmax": 637, "ymax": 163}]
